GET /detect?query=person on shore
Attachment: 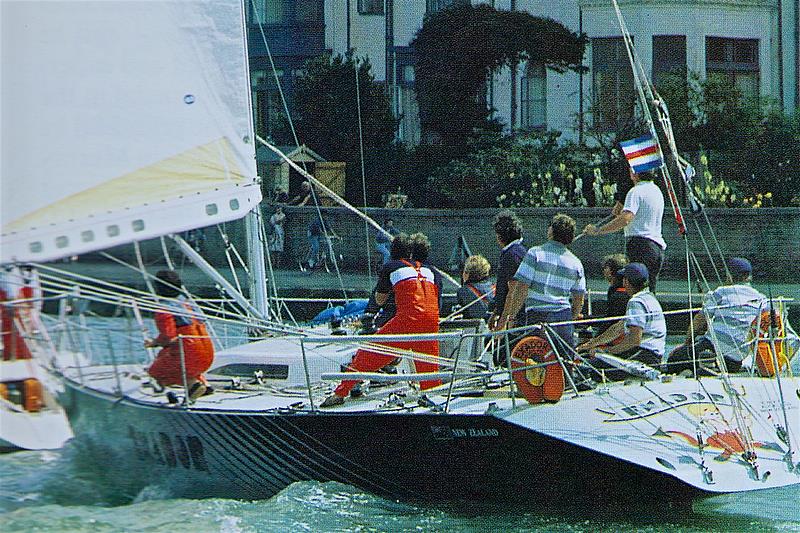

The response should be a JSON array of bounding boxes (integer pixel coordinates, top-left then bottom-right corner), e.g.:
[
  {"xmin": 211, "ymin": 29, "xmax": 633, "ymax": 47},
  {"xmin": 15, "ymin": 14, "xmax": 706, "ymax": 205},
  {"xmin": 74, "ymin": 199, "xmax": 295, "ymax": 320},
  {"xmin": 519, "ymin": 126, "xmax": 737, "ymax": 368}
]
[
  {"xmin": 301, "ymin": 214, "xmax": 330, "ymax": 272},
  {"xmin": 322, "ymin": 234, "xmax": 442, "ymax": 407},
  {"xmin": 273, "ymin": 186, "xmax": 289, "ymax": 204},
  {"xmin": 487, "ymin": 210, "xmax": 527, "ymax": 330},
  {"xmin": 375, "ymin": 218, "xmax": 400, "ymax": 265},
  {"xmin": 496, "ymin": 213, "xmax": 586, "ymax": 351},
  {"xmin": 145, "ymin": 270, "xmax": 215, "ymax": 400},
  {"xmin": 288, "ymin": 180, "xmax": 313, "ymax": 206},
  {"xmin": 268, "ymin": 206, "xmax": 286, "ymax": 266},
  {"xmin": 577, "ymin": 263, "xmax": 665, "ymax": 381},
  {"xmin": 665, "ymin": 257, "xmax": 766, "ymax": 375},
  {"xmin": 456, "ymin": 255, "xmax": 494, "ymax": 320},
  {"xmin": 583, "ymin": 167, "xmax": 666, "ymax": 294}
]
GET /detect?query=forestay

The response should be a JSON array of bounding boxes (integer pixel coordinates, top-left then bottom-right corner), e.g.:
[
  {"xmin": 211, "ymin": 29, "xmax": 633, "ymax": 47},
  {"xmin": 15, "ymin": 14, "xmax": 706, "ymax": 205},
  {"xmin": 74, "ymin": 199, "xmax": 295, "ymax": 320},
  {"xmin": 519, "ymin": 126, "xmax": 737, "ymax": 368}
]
[{"xmin": 1, "ymin": 0, "xmax": 259, "ymax": 263}]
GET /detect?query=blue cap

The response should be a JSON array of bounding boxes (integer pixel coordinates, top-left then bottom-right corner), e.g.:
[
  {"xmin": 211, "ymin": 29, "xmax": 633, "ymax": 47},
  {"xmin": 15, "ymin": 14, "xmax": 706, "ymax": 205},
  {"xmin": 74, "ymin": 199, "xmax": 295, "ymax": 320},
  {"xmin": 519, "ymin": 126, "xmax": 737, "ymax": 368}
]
[
  {"xmin": 618, "ymin": 262, "xmax": 649, "ymax": 284},
  {"xmin": 727, "ymin": 257, "xmax": 752, "ymax": 276}
]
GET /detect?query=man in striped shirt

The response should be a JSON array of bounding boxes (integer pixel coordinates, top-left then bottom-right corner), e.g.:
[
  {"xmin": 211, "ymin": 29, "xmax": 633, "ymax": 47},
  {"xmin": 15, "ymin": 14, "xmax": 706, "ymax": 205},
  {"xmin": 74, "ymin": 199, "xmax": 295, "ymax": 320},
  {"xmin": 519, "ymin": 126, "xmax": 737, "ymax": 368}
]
[
  {"xmin": 666, "ymin": 257, "xmax": 766, "ymax": 374},
  {"xmin": 498, "ymin": 213, "xmax": 586, "ymax": 349}
]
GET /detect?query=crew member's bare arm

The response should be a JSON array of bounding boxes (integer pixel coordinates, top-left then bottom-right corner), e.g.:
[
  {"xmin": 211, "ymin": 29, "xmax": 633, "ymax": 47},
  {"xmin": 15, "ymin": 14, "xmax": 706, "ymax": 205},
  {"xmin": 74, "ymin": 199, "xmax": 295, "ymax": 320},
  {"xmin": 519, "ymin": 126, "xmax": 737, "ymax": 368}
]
[
  {"xmin": 584, "ymin": 210, "xmax": 634, "ymax": 236},
  {"xmin": 605, "ymin": 325, "xmax": 643, "ymax": 355},
  {"xmin": 577, "ymin": 320, "xmax": 624, "ymax": 352},
  {"xmin": 571, "ymin": 292, "xmax": 585, "ymax": 320},
  {"xmin": 496, "ymin": 279, "xmax": 529, "ymax": 330}
]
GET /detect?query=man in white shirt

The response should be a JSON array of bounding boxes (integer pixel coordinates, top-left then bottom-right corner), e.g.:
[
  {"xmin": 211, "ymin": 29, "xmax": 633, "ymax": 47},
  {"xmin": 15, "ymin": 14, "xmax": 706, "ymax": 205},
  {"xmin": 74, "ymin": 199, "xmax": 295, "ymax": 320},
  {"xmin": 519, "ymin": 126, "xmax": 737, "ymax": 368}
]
[
  {"xmin": 666, "ymin": 257, "xmax": 766, "ymax": 374},
  {"xmin": 576, "ymin": 263, "xmax": 666, "ymax": 380},
  {"xmin": 584, "ymin": 167, "xmax": 666, "ymax": 293}
]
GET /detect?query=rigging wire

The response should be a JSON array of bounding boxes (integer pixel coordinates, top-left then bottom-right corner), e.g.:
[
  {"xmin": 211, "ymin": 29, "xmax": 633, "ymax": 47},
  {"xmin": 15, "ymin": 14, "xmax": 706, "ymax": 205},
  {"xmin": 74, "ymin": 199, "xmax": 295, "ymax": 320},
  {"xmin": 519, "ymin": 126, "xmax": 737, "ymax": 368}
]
[
  {"xmin": 249, "ymin": 0, "xmax": 349, "ymax": 301},
  {"xmin": 354, "ymin": 54, "xmax": 374, "ymax": 287}
]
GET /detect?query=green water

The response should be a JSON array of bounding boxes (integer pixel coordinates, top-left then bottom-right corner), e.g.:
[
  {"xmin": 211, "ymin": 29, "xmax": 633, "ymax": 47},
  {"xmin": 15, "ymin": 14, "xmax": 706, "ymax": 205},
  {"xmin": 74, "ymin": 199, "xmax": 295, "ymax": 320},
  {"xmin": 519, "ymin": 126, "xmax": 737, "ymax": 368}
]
[{"xmin": 1, "ymin": 449, "xmax": 798, "ymax": 533}]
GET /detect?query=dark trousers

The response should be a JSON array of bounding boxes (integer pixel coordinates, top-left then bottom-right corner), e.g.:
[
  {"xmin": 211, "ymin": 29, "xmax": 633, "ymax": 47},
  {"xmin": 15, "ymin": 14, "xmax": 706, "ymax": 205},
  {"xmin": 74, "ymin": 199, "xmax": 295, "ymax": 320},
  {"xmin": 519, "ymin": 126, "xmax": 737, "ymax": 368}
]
[
  {"xmin": 592, "ymin": 347, "xmax": 661, "ymax": 381},
  {"xmin": 625, "ymin": 236, "xmax": 665, "ymax": 294},
  {"xmin": 494, "ymin": 308, "xmax": 574, "ymax": 367},
  {"xmin": 521, "ymin": 308, "xmax": 575, "ymax": 349},
  {"xmin": 665, "ymin": 336, "xmax": 742, "ymax": 376}
]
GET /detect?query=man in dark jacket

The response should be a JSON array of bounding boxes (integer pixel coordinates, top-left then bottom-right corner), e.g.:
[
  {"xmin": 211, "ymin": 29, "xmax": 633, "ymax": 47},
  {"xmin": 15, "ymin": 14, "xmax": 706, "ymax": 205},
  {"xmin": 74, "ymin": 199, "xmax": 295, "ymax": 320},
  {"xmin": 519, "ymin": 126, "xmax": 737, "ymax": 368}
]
[{"xmin": 487, "ymin": 210, "xmax": 526, "ymax": 329}]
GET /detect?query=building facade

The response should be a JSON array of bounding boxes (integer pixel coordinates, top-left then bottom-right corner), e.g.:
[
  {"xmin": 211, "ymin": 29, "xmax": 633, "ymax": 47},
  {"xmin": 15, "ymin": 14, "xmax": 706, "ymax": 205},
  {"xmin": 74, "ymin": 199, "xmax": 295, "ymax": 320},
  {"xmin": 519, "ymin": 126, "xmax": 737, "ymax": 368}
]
[{"xmin": 251, "ymin": 0, "xmax": 798, "ymax": 145}]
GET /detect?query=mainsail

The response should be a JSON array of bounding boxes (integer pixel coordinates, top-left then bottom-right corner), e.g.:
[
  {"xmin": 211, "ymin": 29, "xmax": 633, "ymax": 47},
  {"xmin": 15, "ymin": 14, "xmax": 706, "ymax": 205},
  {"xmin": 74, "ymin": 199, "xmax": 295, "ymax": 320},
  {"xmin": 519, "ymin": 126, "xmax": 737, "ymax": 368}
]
[{"xmin": 1, "ymin": 1, "xmax": 260, "ymax": 263}]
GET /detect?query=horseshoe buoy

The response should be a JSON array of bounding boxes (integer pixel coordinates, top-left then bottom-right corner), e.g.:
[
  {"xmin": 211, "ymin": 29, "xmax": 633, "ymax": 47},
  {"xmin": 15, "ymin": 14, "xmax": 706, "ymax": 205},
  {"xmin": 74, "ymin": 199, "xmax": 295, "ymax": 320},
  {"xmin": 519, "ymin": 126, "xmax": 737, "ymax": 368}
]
[{"xmin": 511, "ymin": 336, "xmax": 564, "ymax": 404}]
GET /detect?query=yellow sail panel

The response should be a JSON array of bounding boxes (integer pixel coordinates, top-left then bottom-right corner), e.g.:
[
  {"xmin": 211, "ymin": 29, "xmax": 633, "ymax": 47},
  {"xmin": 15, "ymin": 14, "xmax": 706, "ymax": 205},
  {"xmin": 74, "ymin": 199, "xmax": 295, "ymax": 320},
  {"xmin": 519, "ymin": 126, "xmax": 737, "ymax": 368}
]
[{"xmin": 5, "ymin": 139, "xmax": 247, "ymax": 234}]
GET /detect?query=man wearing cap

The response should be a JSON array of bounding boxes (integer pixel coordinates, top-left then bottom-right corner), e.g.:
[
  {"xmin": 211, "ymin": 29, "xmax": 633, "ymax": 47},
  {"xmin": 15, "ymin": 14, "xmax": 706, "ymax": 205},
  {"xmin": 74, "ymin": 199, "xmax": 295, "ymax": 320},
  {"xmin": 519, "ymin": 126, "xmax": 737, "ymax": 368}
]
[
  {"xmin": 582, "ymin": 168, "xmax": 666, "ymax": 294},
  {"xmin": 665, "ymin": 257, "xmax": 766, "ymax": 375},
  {"xmin": 577, "ymin": 262, "xmax": 666, "ymax": 379}
]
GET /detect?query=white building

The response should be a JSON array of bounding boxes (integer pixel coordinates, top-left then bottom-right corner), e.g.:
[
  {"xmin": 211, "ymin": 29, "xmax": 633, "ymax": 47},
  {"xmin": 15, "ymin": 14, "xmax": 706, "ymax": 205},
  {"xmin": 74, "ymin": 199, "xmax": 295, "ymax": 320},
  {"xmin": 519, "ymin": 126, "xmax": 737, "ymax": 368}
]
[{"xmin": 324, "ymin": 0, "xmax": 798, "ymax": 144}]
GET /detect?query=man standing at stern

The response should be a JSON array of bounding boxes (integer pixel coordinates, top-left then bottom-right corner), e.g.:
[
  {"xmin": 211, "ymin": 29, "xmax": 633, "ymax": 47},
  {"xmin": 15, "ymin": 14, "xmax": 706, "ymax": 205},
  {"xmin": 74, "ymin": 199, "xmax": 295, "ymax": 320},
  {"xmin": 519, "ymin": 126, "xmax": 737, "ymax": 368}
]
[{"xmin": 583, "ymin": 135, "xmax": 666, "ymax": 294}]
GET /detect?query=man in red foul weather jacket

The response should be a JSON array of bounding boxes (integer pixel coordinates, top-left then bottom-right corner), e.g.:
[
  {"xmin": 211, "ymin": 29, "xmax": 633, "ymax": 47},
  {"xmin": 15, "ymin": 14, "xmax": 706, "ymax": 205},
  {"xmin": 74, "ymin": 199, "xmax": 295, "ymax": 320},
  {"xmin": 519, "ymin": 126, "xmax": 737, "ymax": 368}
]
[
  {"xmin": 146, "ymin": 270, "xmax": 214, "ymax": 400},
  {"xmin": 322, "ymin": 233, "xmax": 442, "ymax": 407}
]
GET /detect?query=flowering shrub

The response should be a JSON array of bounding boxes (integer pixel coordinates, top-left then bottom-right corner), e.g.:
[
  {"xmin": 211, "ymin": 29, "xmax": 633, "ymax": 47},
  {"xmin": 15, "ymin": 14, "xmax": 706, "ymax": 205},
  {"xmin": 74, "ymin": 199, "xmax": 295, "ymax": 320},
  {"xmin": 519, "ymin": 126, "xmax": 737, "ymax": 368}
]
[
  {"xmin": 383, "ymin": 188, "xmax": 409, "ymax": 209},
  {"xmin": 692, "ymin": 153, "xmax": 773, "ymax": 208},
  {"xmin": 427, "ymin": 131, "xmax": 613, "ymax": 208}
]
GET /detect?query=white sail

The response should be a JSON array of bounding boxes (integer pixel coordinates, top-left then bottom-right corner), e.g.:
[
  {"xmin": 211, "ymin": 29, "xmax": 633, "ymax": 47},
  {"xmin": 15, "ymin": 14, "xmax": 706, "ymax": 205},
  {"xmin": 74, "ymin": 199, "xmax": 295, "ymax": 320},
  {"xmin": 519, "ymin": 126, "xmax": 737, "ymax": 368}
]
[{"xmin": 1, "ymin": 0, "xmax": 260, "ymax": 263}]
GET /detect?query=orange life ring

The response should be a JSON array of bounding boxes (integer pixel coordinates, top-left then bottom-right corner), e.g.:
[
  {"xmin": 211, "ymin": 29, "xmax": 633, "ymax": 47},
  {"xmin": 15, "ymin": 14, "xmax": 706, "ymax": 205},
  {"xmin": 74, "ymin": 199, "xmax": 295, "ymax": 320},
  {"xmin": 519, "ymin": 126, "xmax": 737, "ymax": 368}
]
[{"xmin": 511, "ymin": 336, "xmax": 564, "ymax": 404}]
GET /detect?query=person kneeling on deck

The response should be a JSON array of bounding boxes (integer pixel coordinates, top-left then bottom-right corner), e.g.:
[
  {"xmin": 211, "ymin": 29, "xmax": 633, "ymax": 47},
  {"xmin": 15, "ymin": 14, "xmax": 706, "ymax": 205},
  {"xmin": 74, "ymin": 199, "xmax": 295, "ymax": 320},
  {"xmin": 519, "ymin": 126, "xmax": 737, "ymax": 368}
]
[
  {"xmin": 145, "ymin": 270, "xmax": 215, "ymax": 401},
  {"xmin": 576, "ymin": 263, "xmax": 665, "ymax": 381},
  {"xmin": 321, "ymin": 234, "xmax": 442, "ymax": 407},
  {"xmin": 665, "ymin": 257, "xmax": 766, "ymax": 375}
]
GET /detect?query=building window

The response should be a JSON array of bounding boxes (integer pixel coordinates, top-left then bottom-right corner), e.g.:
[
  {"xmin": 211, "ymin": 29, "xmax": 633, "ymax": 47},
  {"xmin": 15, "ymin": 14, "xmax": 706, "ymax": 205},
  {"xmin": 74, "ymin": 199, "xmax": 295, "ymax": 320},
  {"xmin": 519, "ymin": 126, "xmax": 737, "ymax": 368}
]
[
  {"xmin": 296, "ymin": 0, "xmax": 323, "ymax": 22},
  {"xmin": 426, "ymin": 0, "xmax": 469, "ymax": 14},
  {"xmin": 358, "ymin": 0, "xmax": 384, "ymax": 15},
  {"xmin": 521, "ymin": 62, "xmax": 547, "ymax": 130},
  {"xmin": 251, "ymin": 69, "xmax": 285, "ymax": 142},
  {"xmin": 706, "ymin": 37, "xmax": 759, "ymax": 99},
  {"xmin": 592, "ymin": 37, "xmax": 636, "ymax": 130},
  {"xmin": 652, "ymin": 35, "xmax": 687, "ymax": 88},
  {"xmin": 248, "ymin": 0, "xmax": 287, "ymax": 24}
]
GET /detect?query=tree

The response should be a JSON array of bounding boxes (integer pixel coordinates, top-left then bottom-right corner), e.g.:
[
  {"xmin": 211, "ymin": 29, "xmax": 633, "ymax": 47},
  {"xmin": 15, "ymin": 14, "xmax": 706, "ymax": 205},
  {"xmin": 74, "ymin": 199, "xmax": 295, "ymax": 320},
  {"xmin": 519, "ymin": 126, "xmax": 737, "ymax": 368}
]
[
  {"xmin": 291, "ymin": 52, "xmax": 400, "ymax": 204},
  {"xmin": 411, "ymin": 4, "xmax": 586, "ymax": 146},
  {"xmin": 657, "ymin": 72, "xmax": 800, "ymax": 205}
]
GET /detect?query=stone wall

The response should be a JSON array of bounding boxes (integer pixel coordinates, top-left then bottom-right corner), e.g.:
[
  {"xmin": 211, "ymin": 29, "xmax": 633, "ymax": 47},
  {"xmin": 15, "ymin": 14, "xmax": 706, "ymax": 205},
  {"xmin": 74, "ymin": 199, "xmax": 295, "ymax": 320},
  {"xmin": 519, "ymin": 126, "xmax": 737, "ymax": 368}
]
[
  {"xmin": 122, "ymin": 206, "xmax": 799, "ymax": 283},
  {"xmin": 272, "ymin": 206, "xmax": 800, "ymax": 282}
]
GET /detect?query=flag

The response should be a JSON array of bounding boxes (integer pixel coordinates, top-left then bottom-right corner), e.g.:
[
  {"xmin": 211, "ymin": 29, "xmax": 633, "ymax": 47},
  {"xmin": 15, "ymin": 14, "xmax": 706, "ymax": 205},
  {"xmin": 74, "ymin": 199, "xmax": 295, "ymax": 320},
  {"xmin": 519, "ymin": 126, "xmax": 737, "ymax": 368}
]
[{"xmin": 620, "ymin": 134, "xmax": 663, "ymax": 173}]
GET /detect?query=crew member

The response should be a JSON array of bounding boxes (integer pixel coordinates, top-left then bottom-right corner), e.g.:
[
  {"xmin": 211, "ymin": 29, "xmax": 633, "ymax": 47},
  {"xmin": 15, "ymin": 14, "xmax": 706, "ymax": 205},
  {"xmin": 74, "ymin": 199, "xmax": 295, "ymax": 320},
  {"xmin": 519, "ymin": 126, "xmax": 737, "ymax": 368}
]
[
  {"xmin": 456, "ymin": 255, "xmax": 494, "ymax": 320},
  {"xmin": 665, "ymin": 257, "xmax": 766, "ymax": 374},
  {"xmin": 497, "ymin": 213, "xmax": 586, "ymax": 350},
  {"xmin": 0, "ymin": 265, "xmax": 34, "ymax": 360},
  {"xmin": 322, "ymin": 234, "xmax": 442, "ymax": 407},
  {"xmin": 599, "ymin": 254, "xmax": 630, "ymax": 334},
  {"xmin": 583, "ymin": 167, "xmax": 666, "ymax": 294},
  {"xmin": 146, "ymin": 270, "xmax": 215, "ymax": 400},
  {"xmin": 487, "ymin": 210, "xmax": 527, "ymax": 329},
  {"xmin": 577, "ymin": 263, "xmax": 666, "ymax": 380}
]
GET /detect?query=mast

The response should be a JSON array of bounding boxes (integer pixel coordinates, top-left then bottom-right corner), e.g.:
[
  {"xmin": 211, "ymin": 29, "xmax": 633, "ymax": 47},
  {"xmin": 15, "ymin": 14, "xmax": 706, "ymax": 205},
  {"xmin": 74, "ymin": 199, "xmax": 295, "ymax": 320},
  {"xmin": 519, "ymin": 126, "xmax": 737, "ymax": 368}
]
[
  {"xmin": 239, "ymin": 0, "xmax": 270, "ymax": 319},
  {"xmin": 245, "ymin": 209, "xmax": 270, "ymax": 318}
]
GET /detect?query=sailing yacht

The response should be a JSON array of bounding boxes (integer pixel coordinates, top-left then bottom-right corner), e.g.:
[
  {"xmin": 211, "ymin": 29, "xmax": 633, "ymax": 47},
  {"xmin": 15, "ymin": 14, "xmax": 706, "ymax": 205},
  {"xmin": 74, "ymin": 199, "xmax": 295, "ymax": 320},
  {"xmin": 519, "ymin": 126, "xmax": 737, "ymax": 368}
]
[{"xmin": 2, "ymin": 0, "xmax": 798, "ymax": 506}]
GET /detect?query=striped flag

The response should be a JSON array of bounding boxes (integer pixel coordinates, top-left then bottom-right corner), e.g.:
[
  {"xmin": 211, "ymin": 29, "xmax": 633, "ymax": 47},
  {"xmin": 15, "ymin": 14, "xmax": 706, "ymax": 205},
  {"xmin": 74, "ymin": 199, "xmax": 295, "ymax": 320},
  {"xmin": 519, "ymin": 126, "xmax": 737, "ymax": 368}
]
[{"xmin": 620, "ymin": 134, "xmax": 663, "ymax": 174}]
